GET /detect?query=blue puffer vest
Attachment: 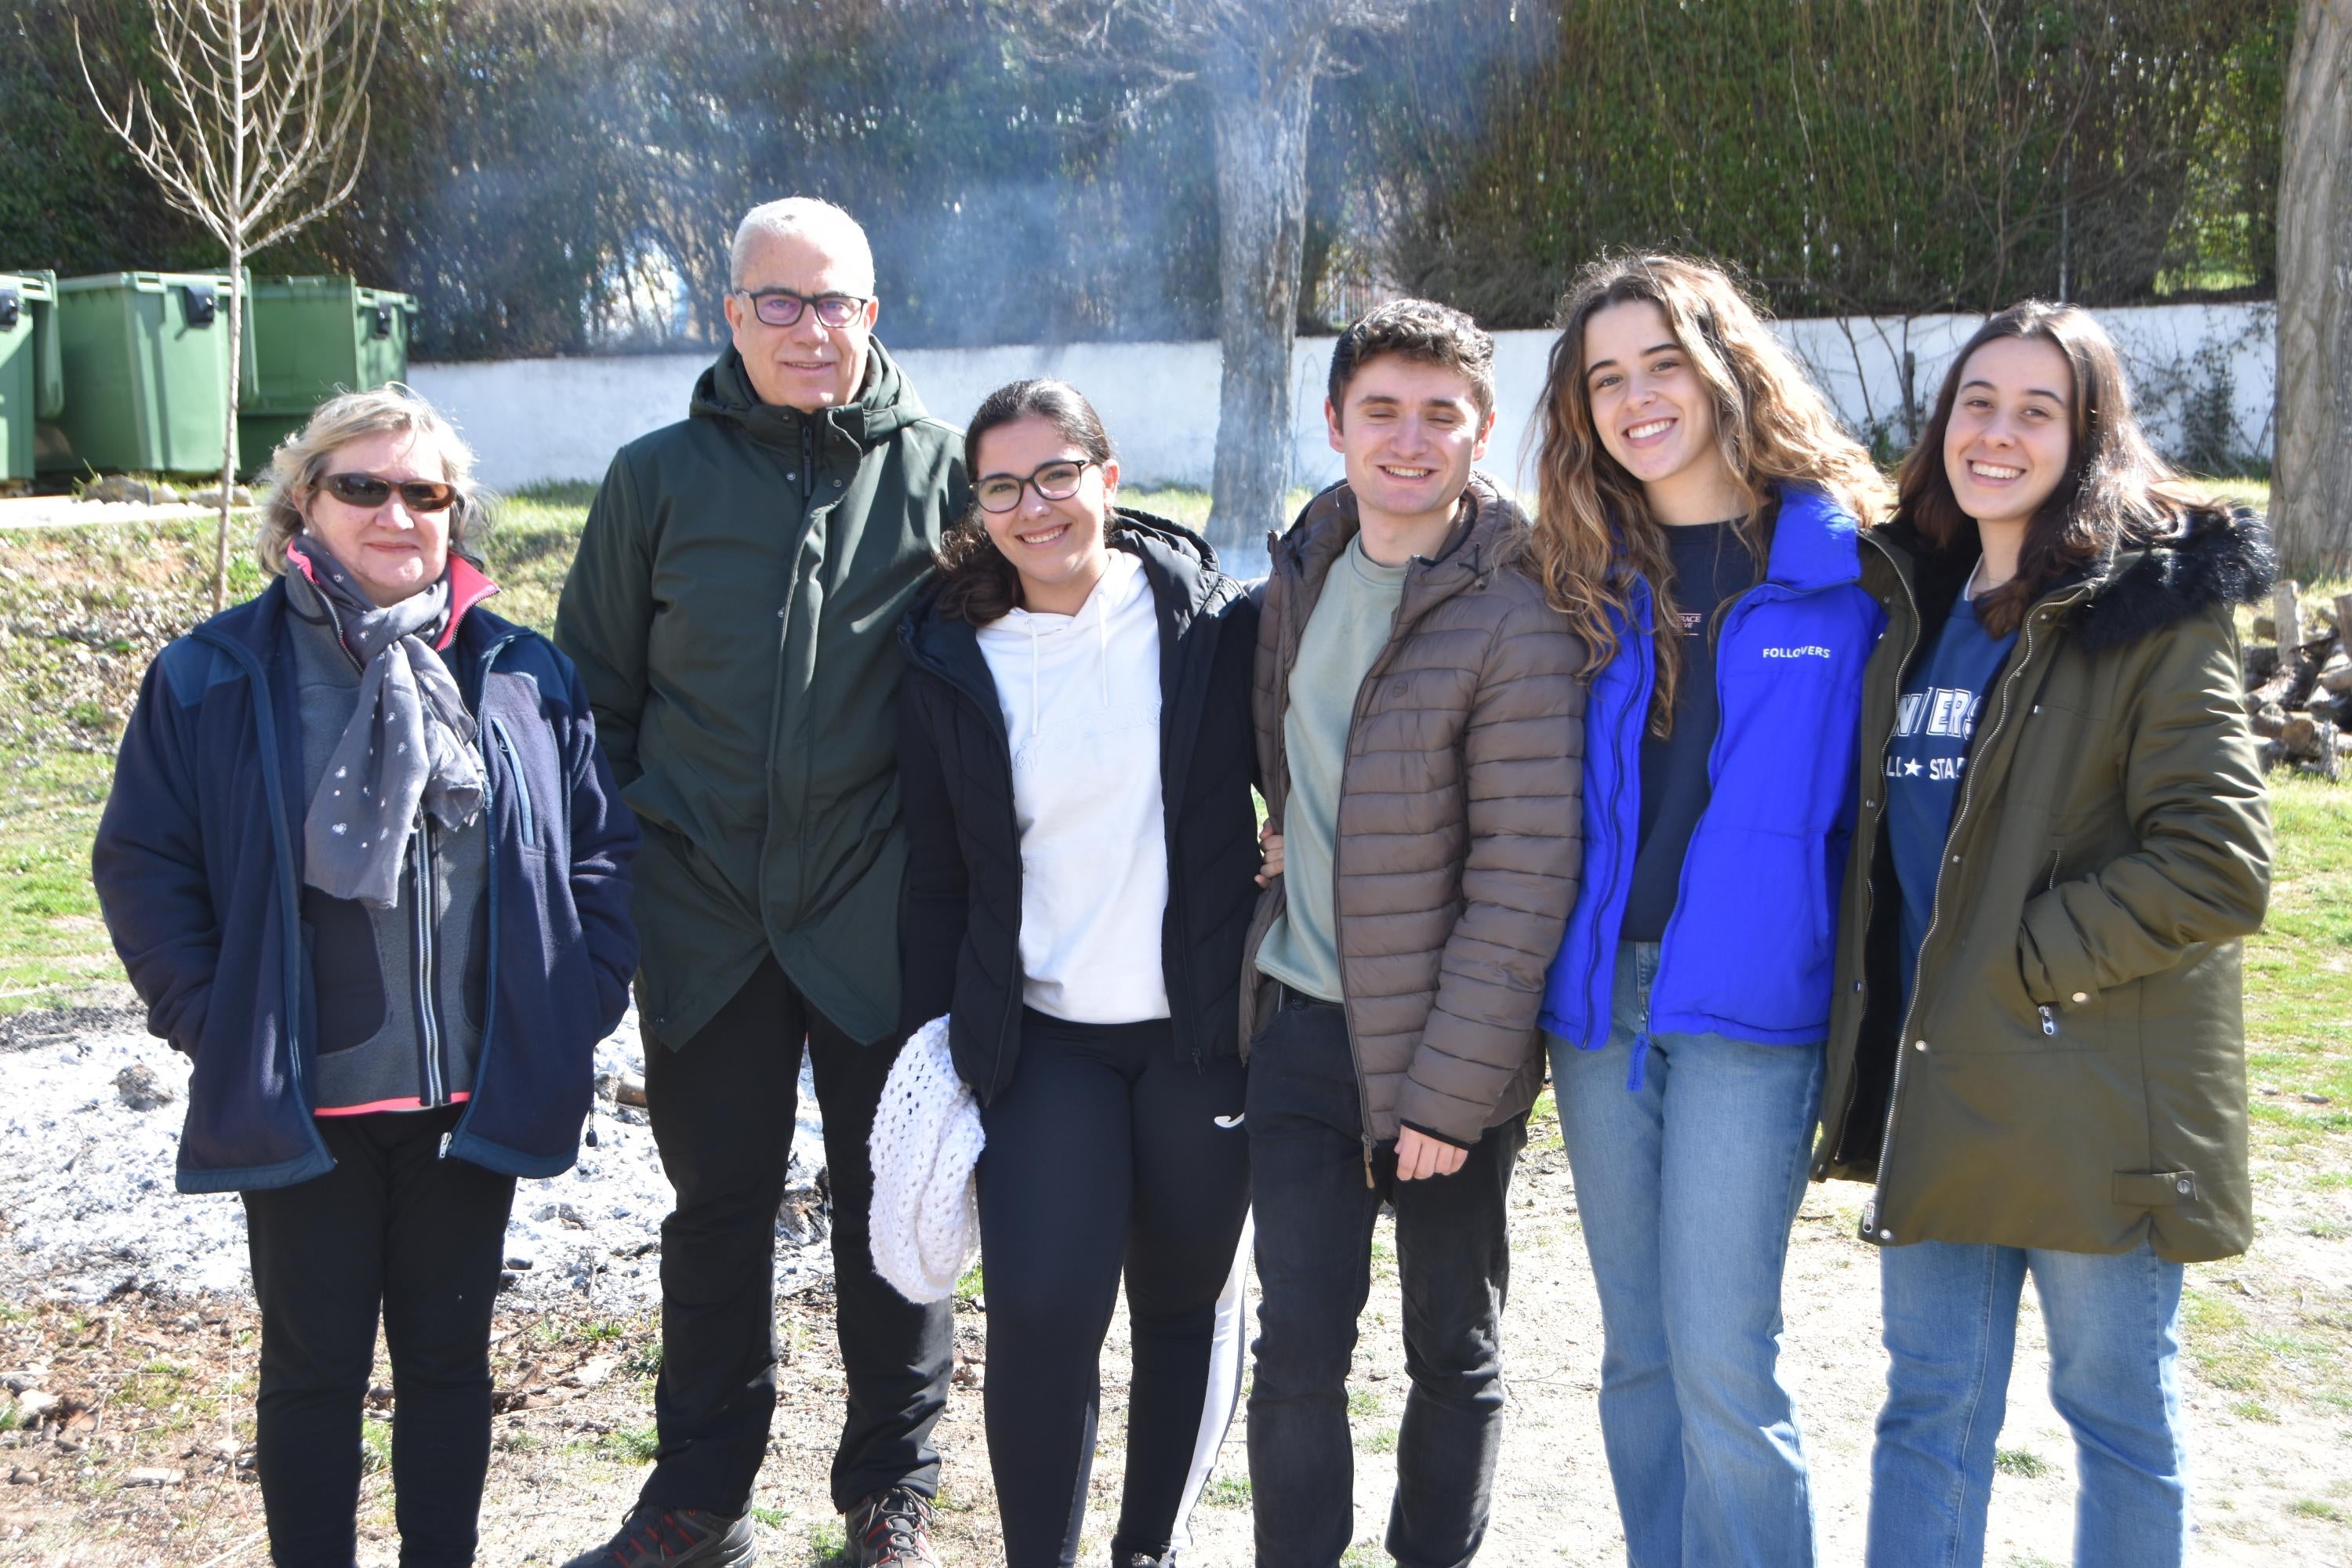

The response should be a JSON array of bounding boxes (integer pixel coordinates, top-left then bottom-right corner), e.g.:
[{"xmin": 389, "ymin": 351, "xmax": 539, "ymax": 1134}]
[{"xmin": 1540, "ymin": 485, "xmax": 1886, "ymax": 1085}]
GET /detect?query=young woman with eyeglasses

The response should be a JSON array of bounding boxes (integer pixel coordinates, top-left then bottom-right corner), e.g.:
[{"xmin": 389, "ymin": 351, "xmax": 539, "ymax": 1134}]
[
  {"xmin": 91, "ymin": 386, "xmax": 638, "ymax": 1566},
  {"xmin": 894, "ymin": 379, "xmax": 1260, "ymax": 1568},
  {"xmin": 1815, "ymin": 302, "xmax": 2271, "ymax": 1568}
]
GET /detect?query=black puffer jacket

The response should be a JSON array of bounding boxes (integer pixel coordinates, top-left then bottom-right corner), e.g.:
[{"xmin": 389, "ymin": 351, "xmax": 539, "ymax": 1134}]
[{"xmin": 897, "ymin": 514, "xmax": 1260, "ymax": 1102}]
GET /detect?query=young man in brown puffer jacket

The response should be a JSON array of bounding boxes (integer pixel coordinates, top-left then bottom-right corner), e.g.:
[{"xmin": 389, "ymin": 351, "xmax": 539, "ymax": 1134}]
[{"xmin": 1240, "ymin": 299, "xmax": 1585, "ymax": 1568}]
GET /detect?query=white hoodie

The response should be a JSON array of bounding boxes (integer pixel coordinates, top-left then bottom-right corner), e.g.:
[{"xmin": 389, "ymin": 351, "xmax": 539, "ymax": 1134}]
[{"xmin": 974, "ymin": 550, "xmax": 1171, "ymax": 1023}]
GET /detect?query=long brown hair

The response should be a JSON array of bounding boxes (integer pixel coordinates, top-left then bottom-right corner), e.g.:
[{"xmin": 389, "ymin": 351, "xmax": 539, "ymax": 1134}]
[
  {"xmin": 933, "ymin": 378, "xmax": 1117, "ymax": 625},
  {"xmin": 1530, "ymin": 254, "xmax": 1890, "ymax": 731},
  {"xmin": 1900, "ymin": 300, "xmax": 2212, "ymax": 637}
]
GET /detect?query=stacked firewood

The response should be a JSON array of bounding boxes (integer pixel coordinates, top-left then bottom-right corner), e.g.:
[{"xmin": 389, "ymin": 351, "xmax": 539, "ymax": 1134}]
[{"xmin": 2246, "ymin": 583, "xmax": 2352, "ymax": 781}]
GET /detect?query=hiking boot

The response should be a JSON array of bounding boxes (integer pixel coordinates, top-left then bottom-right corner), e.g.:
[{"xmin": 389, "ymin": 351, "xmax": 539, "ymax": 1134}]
[
  {"xmin": 560, "ymin": 1506, "xmax": 757, "ymax": 1567},
  {"xmin": 844, "ymin": 1486, "xmax": 942, "ymax": 1566}
]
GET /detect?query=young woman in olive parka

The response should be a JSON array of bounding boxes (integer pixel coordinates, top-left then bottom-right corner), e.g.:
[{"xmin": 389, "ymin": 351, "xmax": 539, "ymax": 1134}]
[{"xmin": 1813, "ymin": 301, "xmax": 2273, "ymax": 1568}]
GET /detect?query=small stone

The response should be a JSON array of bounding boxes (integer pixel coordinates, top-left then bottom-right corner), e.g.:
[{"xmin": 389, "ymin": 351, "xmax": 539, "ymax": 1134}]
[
  {"xmin": 615, "ymin": 1073, "xmax": 648, "ymax": 1108},
  {"xmin": 564, "ymin": 1356, "xmax": 615, "ymax": 1390},
  {"xmin": 123, "ymin": 1466, "xmax": 183, "ymax": 1487},
  {"xmin": 114, "ymin": 1063, "xmax": 173, "ymax": 1111},
  {"xmin": 83, "ymin": 475, "xmax": 154, "ymax": 505},
  {"xmin": 15, "ymin": 1390, "xmax": 57, "ymax": 1423},
  {"xmin": 8, "ymin": 1465, "xmax": 39, "ymax": 1484}
]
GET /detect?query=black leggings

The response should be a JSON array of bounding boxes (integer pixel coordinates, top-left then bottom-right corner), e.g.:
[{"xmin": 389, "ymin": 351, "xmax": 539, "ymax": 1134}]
[
  {"xmin": 241, "ymin": 1105, "xmax": 516, "ymax": 1568},
  {"xmin": 975, "ymin": 1011, "xmax": 1253, "ymax": 1567}
]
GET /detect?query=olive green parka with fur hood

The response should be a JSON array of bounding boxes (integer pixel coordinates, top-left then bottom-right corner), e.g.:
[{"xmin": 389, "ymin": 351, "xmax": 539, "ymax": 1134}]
[{"xmin": 1814, "ymin": 504, "xmax": 2274, "ymax": 1265}]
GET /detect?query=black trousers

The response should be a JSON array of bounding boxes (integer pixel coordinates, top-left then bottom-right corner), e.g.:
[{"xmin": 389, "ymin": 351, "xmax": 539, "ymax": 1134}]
[
  {"xmin": 1243, "ymin": 996, "xmax": 1526, "ymax": 1568},
  {"xmin": 640, "ymin": 957, "xmax": 953, "ymax": 1516},
  {"xmin": 977, "ymin": 1011, "xmax": 1253, "ymax": 1568},
  {"xmin": 241, "ymin": 1104, "xmax": 517, "ymax": 1568}
]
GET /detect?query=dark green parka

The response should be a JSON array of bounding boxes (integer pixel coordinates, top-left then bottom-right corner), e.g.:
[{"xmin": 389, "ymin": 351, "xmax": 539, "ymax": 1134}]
[
  {"xmin": 1814, "ymin": 505, "xmax": 2274, "ymax": 1264},
  {"xmin": 554, "ymin": 341, "xmax": 969, "ymax": 1050}
]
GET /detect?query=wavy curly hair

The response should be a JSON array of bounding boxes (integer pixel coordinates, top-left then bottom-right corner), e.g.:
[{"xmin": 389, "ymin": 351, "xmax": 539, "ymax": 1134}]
[{"xmin": 1530, "ymin": 253, "xmax": 1891, "ymax": 732}]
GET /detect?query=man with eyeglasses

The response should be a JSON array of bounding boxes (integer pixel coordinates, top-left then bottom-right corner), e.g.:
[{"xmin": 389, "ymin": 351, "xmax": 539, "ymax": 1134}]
[{"xmin": 557, "ymin": 197, "xmax": 967, "ymax": 1568}]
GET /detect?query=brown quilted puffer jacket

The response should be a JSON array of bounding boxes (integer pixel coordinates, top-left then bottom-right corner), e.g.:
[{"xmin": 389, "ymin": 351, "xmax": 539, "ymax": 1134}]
[{"xmin": 1240, "ymin": 473, "xmax": 1586, "ymax": 1148}]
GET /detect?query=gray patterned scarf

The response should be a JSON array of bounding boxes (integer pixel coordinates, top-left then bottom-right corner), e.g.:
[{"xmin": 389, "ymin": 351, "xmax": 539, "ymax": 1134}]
[{"xmin": 289, "ymin": 533, "xmax": 486, "ymax": 907}]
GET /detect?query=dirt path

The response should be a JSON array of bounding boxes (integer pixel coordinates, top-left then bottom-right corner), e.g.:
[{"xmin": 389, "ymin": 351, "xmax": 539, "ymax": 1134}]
[{"xmin": 4, "ymin": 1097, "xmax": 2348, "ymax": 1566}]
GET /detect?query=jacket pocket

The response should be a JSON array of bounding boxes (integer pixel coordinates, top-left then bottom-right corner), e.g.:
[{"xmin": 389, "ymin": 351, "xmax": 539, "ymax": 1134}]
[
  {"xmin": 300, "ymin": 891, "xmax": 385, "ymax": 1054},
  {"xmin": 2114, "ymin": 1170, "xmax": 2200, "ymax": 1207},
  {"xmin": 489, "ymin": 717, "xmax": 539, "ymax": 851}
]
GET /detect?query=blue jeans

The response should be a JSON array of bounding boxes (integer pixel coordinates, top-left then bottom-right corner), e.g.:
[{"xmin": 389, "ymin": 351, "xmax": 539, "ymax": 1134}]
[
  {"xmin": 1547, "ymin": 942, "xmax": 1821, "ymax": 1568},
  {"xmin": 1871, "ymin": 1240, "xmax": 2188, "ymax": 1568}
]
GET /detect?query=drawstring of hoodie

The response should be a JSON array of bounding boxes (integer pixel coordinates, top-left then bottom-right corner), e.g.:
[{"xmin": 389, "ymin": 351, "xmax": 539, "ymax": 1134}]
[
  {"xmin": 1095, "ymin": 575, "xmax": 1111, "ymax": 706},
  {"xmin": 1025, "ymin": 618, "xmax": 1041, "ymax": 745},
  {"xmin": 1014, "ymin": 568, "xmax": 1116, "ymax": 754}
]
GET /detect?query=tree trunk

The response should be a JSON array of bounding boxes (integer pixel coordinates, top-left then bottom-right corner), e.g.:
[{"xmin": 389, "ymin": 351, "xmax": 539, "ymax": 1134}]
[
  {"xmin": 212, "ymin": 0, "xmax": 246, "ymax": 615},
  {"xmin": 2275, "ymin": 0, "xmax": 2352, "ymax": 578},
  {"xmin": 215, "ymin": 241, "xmax": 243, "ymax": 614},
  {"xmin": 1203, "ymin": 38, "xmax": 1320, "ymax": 554}
]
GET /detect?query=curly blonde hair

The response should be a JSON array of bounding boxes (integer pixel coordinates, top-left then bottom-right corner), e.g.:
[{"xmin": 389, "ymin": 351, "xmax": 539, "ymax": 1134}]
[
  {"xmin": 253, "ymin": 384, "xmax": 493, "ymax": 576},
  {"xmin": 1530, "ymin": 254, "xmax": 1891, "ymax": 732}
]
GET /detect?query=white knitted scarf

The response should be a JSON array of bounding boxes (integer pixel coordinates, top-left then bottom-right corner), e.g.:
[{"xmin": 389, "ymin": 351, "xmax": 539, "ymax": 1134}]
[{"xmin": 867, "ymin": 1016, "xmax": 984, "ymax": 1304}]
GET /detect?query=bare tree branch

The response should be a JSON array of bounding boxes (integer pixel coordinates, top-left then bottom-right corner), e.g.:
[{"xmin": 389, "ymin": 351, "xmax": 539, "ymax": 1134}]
[{"xmin": 78, "ymin": 0, "xmax": 386, "ymax": 611}]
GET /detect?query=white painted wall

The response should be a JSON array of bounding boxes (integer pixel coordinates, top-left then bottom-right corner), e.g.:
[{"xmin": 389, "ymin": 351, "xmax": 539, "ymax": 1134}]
[{"xmin": 410, "ymin": 301, "xmax": 2275, "ymax": 499}]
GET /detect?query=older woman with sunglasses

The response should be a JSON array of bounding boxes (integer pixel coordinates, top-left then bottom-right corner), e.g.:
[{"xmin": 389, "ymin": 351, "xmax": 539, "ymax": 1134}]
[{"xmin": 92, "ymin": 385, "xmax": 638, "ymax": 1567}]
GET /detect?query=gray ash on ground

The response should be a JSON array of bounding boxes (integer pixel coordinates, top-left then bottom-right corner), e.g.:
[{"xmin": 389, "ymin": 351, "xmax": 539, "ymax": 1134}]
[{"xmin": 0, "ymin": 1007, "xmax": 833, "ymax": 1308}]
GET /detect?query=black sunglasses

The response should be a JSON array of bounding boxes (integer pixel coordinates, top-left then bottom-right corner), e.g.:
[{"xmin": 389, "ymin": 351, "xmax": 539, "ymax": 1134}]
[
  {"xmin": 321, "ymin": 471, "xmax": 459, "ymax": 512},
  {"xmin": 736, "ymin": 287, "xmax": 871, "ymax": 329}
]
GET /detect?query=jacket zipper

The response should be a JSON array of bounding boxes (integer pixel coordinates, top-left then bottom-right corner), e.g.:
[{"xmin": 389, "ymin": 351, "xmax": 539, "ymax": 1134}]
[
  {"xmin": 1581, "ymin": 641, "xmax": 1647, "ymax": 1025},
  {"xmin": 1160, "ymin": 573, "xmax": 1209, "ymax": 1070},
  {"xmin": 1646, "ymin": 578, "xmax": 1786, "ymax": 994},
  {"xmin": 441, "ymin": 633, "xmax": 521, "ymax": 1159},
  {"xmin": 1334, "ymin": 652, "xmax": 1385, "ymax": 1189},
  {"xmin": 1823, "ymin": 535, "xmax": 1918, "ymax": 1177},
  {"xmin": 1864, "ymin": 586, "xmax": 2082, "ymax": 1241},
  {"xmin": 412, "ymin": 818, "xmax": 446, "ymax": 1107},
  {"xmin": 491, "ymin": 718, "xmax": 534, "ymax": 842}
]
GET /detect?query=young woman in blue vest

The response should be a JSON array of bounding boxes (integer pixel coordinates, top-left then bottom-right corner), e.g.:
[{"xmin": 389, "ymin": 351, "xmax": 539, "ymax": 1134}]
[{"xmin": 1530, "ymin": 253, "xmax": 1890, "ymax": 1567}]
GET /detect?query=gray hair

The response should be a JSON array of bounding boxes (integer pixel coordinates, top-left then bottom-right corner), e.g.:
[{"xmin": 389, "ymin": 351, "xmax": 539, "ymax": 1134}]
[
  {"xmin": 254, "ymin": 384, "xmax": 493, "ymax": 576},
  {"xmin": 728, "ymin": 197, "xmax": 876, "ymax": 293}
]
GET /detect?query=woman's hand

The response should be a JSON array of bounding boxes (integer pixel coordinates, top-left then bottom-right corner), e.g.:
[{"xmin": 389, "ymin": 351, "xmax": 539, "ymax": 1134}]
[{"xmin": 1254, "ymin": 821, "xmax": 1285, "ymax": 887}]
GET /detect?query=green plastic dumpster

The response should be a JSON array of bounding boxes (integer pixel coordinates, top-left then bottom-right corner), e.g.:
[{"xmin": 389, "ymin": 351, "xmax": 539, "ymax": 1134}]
[
  {"xmin": 0, "ymin": 270, "xmax": 64, "ymax": 481},
  {"xmin": 42, "ymin": 270, "xmax": 258, "ymax": 476},
  {"xmin": 239, "ymin": 276, "xmax": 419, "ymax": 470}
]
